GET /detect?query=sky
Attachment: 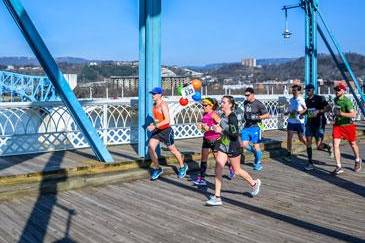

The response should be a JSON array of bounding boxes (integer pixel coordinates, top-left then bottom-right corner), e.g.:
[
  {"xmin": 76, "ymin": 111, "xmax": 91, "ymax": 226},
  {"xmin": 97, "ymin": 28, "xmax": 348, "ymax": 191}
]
[{"xmin": 0, "ymin": 0, "xmax": 364, "ymax": 66}]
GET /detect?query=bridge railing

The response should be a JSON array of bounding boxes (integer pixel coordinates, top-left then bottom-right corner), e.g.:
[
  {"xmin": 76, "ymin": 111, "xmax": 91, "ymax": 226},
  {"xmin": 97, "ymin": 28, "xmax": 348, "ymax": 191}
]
[{"xmin": 0, "ymin": 95, "xmax": 362, "ymax": 156}]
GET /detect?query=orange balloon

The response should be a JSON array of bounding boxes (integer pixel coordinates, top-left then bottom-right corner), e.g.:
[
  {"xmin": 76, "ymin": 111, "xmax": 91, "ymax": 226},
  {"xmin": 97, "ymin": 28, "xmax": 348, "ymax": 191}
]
[{"xmin": 192, "ymin": 79, "xmax": 202, "ymax": 90}]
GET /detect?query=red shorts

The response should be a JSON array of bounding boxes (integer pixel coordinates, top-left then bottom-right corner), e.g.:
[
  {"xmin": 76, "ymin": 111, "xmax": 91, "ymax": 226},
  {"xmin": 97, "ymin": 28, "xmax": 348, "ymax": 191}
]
[{"xmin": 332, "ymin": 124, "xmax": 357, "ymax": 142}]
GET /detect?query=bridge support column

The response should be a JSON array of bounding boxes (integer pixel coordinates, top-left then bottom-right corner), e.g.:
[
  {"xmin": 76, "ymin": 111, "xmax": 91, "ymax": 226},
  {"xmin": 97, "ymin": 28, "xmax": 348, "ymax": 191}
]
[
  {"xmin": 304, "ymin": 0, "xmax": 318, "ymax": 93},
  {"xmin": 2, "ymin": 0, "xmax": 113, "ymax": 162},
  {"xmin": 138, "ymin": 0, "xmax": 161, "ymax": 158}
]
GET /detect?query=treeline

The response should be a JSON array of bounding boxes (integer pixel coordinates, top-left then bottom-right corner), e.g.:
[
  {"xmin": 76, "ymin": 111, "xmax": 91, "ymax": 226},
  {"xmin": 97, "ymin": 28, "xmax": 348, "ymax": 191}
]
[{"xmin": 207, "ymin": 53, "xmax": 365, "ymax": 82}]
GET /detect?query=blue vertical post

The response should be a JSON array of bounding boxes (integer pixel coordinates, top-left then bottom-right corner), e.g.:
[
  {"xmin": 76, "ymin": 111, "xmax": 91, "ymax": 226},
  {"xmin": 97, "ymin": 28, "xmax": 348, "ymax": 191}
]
[
  {"xmin": 310, "ymin": 0, "xmax": 318, "ymax": 92},
  {"xmin": 304, "ymin": 1, "xmax": 310, "ymax": 88},
  {"xmin": 3, "ymin": 0, "xmax": 113, "ymax": 162},
  {"xmin": 138, "ymin": 0, "xmax": 147, "ymax": 157},
  {"xmin": 138, "ymin": 0, "xmax": 161, "ymax": 158}
]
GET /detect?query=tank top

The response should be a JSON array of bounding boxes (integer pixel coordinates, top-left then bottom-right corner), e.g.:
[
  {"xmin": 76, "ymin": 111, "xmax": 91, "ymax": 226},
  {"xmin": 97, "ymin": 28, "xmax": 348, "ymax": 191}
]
[
  {"xmin": 153, "ymin": 106, "xmax": 170, "ymax": 130},
  {"xmin": 201, "ymin": 112, "xmax": 220, "ymax": 141}
]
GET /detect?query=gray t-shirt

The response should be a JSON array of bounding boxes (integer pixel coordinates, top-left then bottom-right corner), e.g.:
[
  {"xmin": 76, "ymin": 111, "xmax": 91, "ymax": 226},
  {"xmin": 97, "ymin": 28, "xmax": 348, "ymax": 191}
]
[{"xmin": 243, "ymin": 99, "xmax": 268, "ymax": 128}]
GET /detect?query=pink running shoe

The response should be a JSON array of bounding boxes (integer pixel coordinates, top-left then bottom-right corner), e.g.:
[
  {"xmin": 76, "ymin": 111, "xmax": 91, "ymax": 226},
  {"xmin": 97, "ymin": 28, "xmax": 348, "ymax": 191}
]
[{"xmin": 228, "ymin": 166, "xmax": 235, "ymax": 180}]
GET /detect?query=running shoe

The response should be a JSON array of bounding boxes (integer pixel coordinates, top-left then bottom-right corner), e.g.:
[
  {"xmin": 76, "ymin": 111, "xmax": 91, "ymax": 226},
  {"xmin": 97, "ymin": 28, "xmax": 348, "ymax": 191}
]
[
  {"xmin": 193, "ymin": 176, "xmax": 207, "ymax": 186},
  {"xmin": 253, "ymin": 162, "xmax": 263, "ymax": 171},
  {"xmin": 283, "ymin": 155, "xmax": 293, "ymax": 163},
  {"xmin": 250, "ymin": 179, "xmax": 261, "ymax": 196},
  {"xmin": 150, "ymin": 167, "xmax": 163, "ymax": 180},
  {"xmin": 304, "ymin": 163, "xmax": 314, "ymax": 171},
  {"xmin": 228, "ymin": 166, "xmax": 235, "ymax": 179},
  {"xmin": 178, "ymin": 163, "xmax": 189, "ymax": 178},
  {"xmin": 331, "ymin": 166, "xmax": 344, "ymax": 175},
  {"xmin": 206, "ymin": 195, "xmax": 222, "ymax": 206},
  {"xmin": 354, "ymin": 159, "xmax": 362, "ymax": 173}
]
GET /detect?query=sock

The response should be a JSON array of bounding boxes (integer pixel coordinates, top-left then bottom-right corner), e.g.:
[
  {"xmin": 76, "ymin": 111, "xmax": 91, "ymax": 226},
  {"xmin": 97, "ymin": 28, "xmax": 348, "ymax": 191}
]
[
  {"xmin": 255, "ymin": 150, "xmax": 262, "ymax": 164},
  {"xmin": 246, "ymin": 144, "xmax": 256, "ymax": 154},
  {"xmin": 200, "ymin": 161, "xmax": 207, "ymax": 178},
  {"xmin": 307, "ymin": 147, "xmax": 313, "ymax": 163}
]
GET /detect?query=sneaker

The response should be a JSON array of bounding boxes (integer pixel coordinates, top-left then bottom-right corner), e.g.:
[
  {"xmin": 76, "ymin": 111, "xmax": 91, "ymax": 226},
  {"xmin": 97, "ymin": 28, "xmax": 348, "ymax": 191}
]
[
  {"xmin": 354, "ymin": 159, "xmax": 362, "ymax": 173},
  {"xmin": 304, "ymin": 163, "xmax": 314, "ymax": 171},
  {"xmin": 150, "ymin": 167, "xmax": 163, "ymax": 180},
  {"xmin": 206, "ymin": 195, "xmax": 222, "ymax": 206},
  {"xmin": 250, "ymin": 179, "xmax": 261, "ymax": 196},
  {"xmin": 283, "ymin": 155, "xmax": 293, "ymax": 162},
  {"xmin": 253, "ymin": 162, "xmax": 263, "ymax": 171},
  {"xmin": 228, "ymin": 166, "xmax": 235, "ymax": 179},
  {"xmin": 193, "ymin": 176, "xmax": 207, "ymax": 186},
  {"xmin": 178, "ymin": 163, "xmax": 189, "ymax": 178},
  {"xmin": 331, "ymin": 166, "xmax": 344, "ymax": 175}
]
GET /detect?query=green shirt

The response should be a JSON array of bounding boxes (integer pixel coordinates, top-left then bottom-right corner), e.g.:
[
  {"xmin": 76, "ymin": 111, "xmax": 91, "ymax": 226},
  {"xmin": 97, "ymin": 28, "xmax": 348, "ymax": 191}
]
[{"xmin": 334, "ymin": 95, "xmax": 354, "ymax": 125}]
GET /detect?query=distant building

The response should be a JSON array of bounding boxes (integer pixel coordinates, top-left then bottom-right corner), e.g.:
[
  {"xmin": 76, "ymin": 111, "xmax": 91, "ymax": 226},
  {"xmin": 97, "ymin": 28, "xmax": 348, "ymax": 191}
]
[
  {"xmin": 6, "ymin": 65, "xmax": 15, "ymax": 71},
  {"xmin": 241, "ymin": 58, "xmax": 256, "ymax": 67}
]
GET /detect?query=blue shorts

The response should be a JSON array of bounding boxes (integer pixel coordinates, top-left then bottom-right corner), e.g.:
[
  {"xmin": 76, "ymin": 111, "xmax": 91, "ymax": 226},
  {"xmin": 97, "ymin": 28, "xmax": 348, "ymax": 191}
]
[
  {"xmin": 305, "ymin": 124, "xmax": 325, "ymax": 138},
  {"xmin": 287, "ymin": 123, "xmax": 305, "ymax": 134},
  {"xmin": 241, "ymin": 126, "xmax": 262, "ymax": 144}
]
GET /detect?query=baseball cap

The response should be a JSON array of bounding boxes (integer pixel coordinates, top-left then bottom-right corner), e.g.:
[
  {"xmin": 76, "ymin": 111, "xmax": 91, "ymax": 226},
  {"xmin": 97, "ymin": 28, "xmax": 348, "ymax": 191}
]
[
  {"xmin": 335, "ymin": 83, "xmax": 346, "ymax": 91},
  {"xmin": 305, "ymin": 84, "xmax": 315, "ymax": 90},
  {"xmin": 149, "ymin": 87, "xmax": 163, "ymax": 95}
]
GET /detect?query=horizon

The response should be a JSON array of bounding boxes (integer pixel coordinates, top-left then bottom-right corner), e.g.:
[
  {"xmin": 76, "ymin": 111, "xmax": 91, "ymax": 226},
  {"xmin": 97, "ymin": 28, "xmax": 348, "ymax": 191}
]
[{"xmin": 0, "ymin": 0, "xmax": 364, "ymax": 66}]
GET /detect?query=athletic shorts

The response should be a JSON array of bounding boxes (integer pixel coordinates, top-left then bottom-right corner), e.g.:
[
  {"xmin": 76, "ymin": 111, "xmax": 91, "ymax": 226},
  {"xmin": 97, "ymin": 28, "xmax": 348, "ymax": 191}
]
[
  {"xmin": 151, "ymin": 127, "xmax": 174, "ymax": 146},
  {"xmin": 333, "ymin": 124, "xmax": 357, "ymax": 142},
  {"xmin": 305, "ymin": 123, "xmax": 325, "ymax": 138},
  {"xmin": 287, "ymin": 123, "xmax": 305, "ymax": 134},
  {"xmin": 241, "ymin": 126, "xmax": 262, "ymax": 144},
  {"xmin": 202, "ymin": 138, "xmax": 218, "ymax": 151},
  {"xmin": 215, "ymin": 140, "xmax": 241, "ymax": 158}
]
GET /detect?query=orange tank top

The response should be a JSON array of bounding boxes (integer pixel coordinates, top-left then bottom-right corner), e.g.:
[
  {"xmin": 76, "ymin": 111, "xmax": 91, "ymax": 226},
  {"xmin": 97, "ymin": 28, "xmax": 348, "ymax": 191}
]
[{"xmin": 153, "ymin": 106, "xmax": 170, "ymax": 130}]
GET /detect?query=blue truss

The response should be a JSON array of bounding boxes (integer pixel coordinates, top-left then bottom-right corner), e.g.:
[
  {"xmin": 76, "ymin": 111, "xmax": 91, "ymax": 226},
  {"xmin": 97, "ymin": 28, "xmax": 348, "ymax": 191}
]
[{"xmin": 0, "ymin": 70, "xmax": 58, "ymax": 102}]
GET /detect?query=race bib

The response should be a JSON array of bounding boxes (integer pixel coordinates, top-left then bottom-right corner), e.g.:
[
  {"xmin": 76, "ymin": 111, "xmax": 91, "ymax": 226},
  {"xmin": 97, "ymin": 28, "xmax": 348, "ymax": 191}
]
[{"xmin": 181, "ymin": 85, "xmax": 196, "ymax": 98}]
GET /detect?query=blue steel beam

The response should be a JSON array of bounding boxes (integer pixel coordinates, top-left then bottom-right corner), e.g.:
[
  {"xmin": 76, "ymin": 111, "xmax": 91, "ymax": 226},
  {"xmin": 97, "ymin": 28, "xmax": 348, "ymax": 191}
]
[
  {"xmin": 138, "ymin": 0, "xmax": 161, "ymax": 158},
  {"xmin": 317, "ymin": 22, "xmax": 365, "ymax": 117},
  {"xmin": 2, "ymin": 0, "xmax": 113, "ymax": 162},
  {"xmin": 138, "ymin": 0, "xmax": 147, "ymax": 157},
  {"xmin": 304, "ymin": 2, "xmax": 310, "ymax": 88},
  {"xmin": 310, "ymin": 0, "xmax": 318, "ymax": 92}
]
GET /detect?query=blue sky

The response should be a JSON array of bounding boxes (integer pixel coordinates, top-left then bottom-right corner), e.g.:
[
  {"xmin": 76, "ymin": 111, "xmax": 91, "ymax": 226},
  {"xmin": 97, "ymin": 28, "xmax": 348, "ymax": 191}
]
[{"xmin": 0, "ymin": 0, "xmax": 364, "ymax": 66}]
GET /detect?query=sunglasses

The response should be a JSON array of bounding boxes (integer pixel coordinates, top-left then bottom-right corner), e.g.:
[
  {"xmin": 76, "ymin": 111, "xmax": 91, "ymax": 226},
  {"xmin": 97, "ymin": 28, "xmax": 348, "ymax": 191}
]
[
  {"xmin": 244, "ymin": 93, "xmax": 251, "ymax": 97},
  {"xmin": 334, "ymin": 88, "xmax": 343, "ymax": 92},
  {"xmin": 202, "ymin": 104, "xmax": 208, "ymax": 107},
  {"xmin": 292, "ymin": 89, "xmax": 299, "ymax": 92}
]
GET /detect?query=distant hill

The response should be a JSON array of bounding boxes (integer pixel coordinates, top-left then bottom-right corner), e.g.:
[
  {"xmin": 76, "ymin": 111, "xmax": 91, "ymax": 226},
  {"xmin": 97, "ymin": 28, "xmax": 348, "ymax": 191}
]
[
  {"xmin": 186, "ymin": 58, "xmax": 296, "ymax": 73},
  {"xmin": 0, "ymin": 56, "xmax": 90, "ymax": 66}
]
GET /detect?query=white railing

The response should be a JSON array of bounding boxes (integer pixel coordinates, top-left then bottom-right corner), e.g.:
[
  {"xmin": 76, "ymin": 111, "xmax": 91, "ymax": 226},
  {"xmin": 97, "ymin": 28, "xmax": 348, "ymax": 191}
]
[{"xmin": 0, "ymin": 95, "xmax": 362, "ymax": 156}]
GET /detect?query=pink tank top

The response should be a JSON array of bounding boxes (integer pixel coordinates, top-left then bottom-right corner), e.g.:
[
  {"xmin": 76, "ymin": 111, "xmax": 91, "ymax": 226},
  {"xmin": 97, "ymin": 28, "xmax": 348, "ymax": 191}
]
[{"xmin": 201, "ymin": 112, "xmax": 220, "ymax": 141}]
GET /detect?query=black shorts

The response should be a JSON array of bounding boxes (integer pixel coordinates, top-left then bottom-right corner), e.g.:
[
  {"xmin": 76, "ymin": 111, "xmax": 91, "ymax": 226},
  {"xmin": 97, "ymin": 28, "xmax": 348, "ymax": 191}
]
[
  {"xmin": 151, "ymin": 127, "xmax": 174, "ymax": 146},
  {"xmin": 202, "ymin": 138, "xmax": 218, "ymax": 151},
  {"xmin": 215, "ymin": 140, "xmax": 241, "ymax": 158}
]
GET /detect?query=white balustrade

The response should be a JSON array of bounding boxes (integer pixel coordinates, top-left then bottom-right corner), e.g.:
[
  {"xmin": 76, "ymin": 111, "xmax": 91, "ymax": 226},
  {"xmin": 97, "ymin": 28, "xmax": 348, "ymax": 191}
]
[{"xmin": 0, "ymin": 95, "xmax": 362, "ymax": 156}]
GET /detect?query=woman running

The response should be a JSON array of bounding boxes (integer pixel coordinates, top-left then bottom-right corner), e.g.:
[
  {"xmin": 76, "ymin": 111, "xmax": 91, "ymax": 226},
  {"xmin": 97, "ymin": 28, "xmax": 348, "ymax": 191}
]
[{"xmin": 206, "ymin": 96, "xmax": 261, "ymax": 206}]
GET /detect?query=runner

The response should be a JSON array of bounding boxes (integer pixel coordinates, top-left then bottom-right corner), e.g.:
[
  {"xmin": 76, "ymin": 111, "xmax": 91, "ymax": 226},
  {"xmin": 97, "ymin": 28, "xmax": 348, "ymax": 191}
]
[
  {"xmin": 241, "ymin": 88, "xmax": 270, "ymax": 171},
  {"xmin": 331, "ymin": 83, "xmax": 361, "ymax": 175},
  {"xmin": 304, "ymin": 84, "xmax": 331, "ymax": 170},
  {"xmin": 147, "ymin": 87, "xmax": 188, "ymax": 180},
  {"xmin": 284, "ymin": 84, "xmax": 307, "ymax": 162},
  {"xmin": 193, "ymin": 98, "xmax": 220, "ymax": 186},
  {"xmin": 206, "ymin": 96, "xmax": 261, "ymax": 206}
]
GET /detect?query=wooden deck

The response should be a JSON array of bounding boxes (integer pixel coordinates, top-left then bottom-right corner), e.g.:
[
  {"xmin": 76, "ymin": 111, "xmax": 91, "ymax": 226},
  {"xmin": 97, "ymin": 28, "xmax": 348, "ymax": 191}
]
[
  {"xmin": 0, "ymin": 142, "xmax": 364, "ymax": 242},
  {"xmin": 0, "ymin": 130, "xmax": 287, "ymax": 177}
]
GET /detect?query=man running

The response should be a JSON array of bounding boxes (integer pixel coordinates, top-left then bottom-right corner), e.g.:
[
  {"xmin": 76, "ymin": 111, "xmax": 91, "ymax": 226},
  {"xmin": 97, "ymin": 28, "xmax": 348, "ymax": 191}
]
[
  {"xmin": 241, "ymin": 88, "xmax": 270, "ymax": 171},
  {"xmin": 284, "ymin": 84, "xmax": 307, "ymax": 162},
  {"xmin": 304, "ymin": 84, "xmax": 331, "ymax": 170},
  {"xmin": 331, "ymin": 83, "xmax": 361, "ymax": 175},
  {"xmin": 147, "ymin": 87, "xmax": 188, "ymax": 180}
]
